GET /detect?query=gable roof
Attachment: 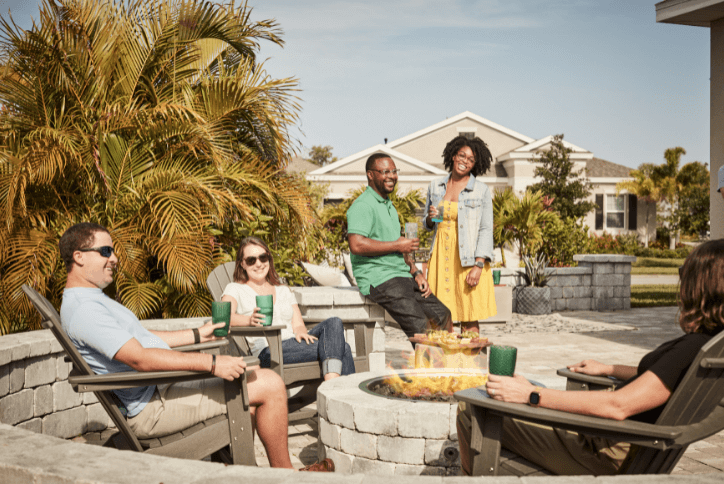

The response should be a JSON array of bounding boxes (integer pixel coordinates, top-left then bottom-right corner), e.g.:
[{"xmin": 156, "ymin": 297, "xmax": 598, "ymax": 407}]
[
  {"xmin": 512, "ymin": 135, "xmax": 589, "ymax": 154},
  {"xmin": 387, "ymin": 111, "xmax": 535, "ymax": 148},
  {"xmin": 285, "ymin": 156, "xmax": 319, "ymax": 173},
  {"xmin": 586, "ymin": 157, "xmax": 632, "ymax": 177},
  {"xmin": 308, "ymin": 144, "xmax": 447, "ymax": 176}
]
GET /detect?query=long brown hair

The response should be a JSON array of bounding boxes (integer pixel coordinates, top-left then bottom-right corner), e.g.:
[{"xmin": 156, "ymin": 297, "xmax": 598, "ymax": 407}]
[
  {"xmin": 233, "ymin": 237, "xmax": 282, "ymax": 286},
  {"xmin": 678, "ymin": 239, "xmax": 724, "ymax": 335}
]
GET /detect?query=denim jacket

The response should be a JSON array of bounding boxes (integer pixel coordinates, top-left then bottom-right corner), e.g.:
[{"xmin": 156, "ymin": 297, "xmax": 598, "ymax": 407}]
[{"xmin": 423, "ymin": 174, "xmax": 494, "ymax": 266}]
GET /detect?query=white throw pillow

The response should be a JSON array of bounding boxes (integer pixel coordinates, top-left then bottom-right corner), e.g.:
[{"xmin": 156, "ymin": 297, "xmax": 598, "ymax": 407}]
[{"xmin": 302, "ymin": 262, "xmax": 351, "ymax": 287}]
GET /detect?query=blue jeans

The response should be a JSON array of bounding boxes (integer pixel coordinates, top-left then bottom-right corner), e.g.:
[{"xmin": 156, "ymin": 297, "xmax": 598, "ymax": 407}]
[{"xmin": 257, "ymin": 317, "xmax": 355, "ymax": 376}]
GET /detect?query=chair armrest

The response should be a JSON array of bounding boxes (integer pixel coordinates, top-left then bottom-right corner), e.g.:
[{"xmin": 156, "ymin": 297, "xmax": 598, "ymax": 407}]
[
  {"xmin": 556, "ymin": 368, "xmax": 621, "ymax": 391},
  {"xmin": 302, "ymin": 317, "xmax": 381, "ymax": 359},
  {"xmin": 229, "ymin": 325, "xmax": 285, "ymax": 338},
  {"xmin": 174, "ymin": 339, "xmax": 230, "ymax": 352},
  {"xmin": 455, "ymin": 387, "xmax": 682, "ymax": 449},
  {"xmin": 68, "ymin": 356, "xmax": 260, "ymax": 392}
]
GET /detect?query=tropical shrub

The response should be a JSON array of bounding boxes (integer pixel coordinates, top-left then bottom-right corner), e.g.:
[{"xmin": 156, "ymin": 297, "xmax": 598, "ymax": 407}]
[
  {"xmin": 0, "ymin": 0, "xmax": 313, "ymax": 333},
  {"xmin": 588, "ymin": 232, "xmax": 640, "ymax": 256},
  {"xmin": 537, "ymin": 218, "xmax": 591, "ymax": 267}
]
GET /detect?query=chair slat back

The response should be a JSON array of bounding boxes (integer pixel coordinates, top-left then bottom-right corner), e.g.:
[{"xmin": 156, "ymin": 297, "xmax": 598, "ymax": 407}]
[
  {"xmin": 656, "ymin": 330, "xmax": 724, "ymax": 426},
  {"xmin": 206, "ymin": 262, "xmax": 236, "ymax": 302},
  {"xmin": 21, "ymin": 285, "xmax": 95, "ymax": 376},
  {"xmin": 21, "ymin": 285, "xmax": 144, "ymax": 451}
]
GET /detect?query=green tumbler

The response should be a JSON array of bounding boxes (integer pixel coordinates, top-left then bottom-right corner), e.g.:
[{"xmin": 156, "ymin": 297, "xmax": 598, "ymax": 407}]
[
  {"xmin": 489, "ymin": 345, "xmax": 517, "ymax": 376},
  {"xmin": 493, "ymin": 269, "xmax": 501, "ymax": 285},
  {"xmin": 211, "ymin": 301, "xmax": 232, "ymax": 337},
  {"xmin": 256, "ymin": 295, "xmax": 273, "ymax": 326}
]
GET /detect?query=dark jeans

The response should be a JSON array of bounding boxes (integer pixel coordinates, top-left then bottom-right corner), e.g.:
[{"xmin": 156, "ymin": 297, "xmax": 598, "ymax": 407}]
[
  {"xmin": 368, "ymin": 276, "xmax": 451, "ymax": 338},
  {"xmin": 257, "ymin": 317, "xmax": 355, "ymax": 376}
]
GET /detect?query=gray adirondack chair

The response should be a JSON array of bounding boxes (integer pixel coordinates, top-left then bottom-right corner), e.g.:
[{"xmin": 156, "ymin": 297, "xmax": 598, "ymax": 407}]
[
  {"xmin": 206, "ymin": 261, "xmax": 379, "ymax": 422},
  {"xmin": 22, "ymin": 284, "xmax": 258, "ymax": 465},
  {"xmin": 455, "ymin": 330, "xmax": 724, "ymax": 476}
]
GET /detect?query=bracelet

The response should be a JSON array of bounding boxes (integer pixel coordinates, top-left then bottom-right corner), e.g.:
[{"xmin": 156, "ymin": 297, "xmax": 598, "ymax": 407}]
[
  {"xmin": 412, "ymin": 270, "xmax": 422, "ymax": 278},
  {"xmin": 210, "ymin": 354, "xmax": 216, "ymax": 375},
  {"xmin": 192, "ymin": 328, "xmax": 200, "ymax": 345}
]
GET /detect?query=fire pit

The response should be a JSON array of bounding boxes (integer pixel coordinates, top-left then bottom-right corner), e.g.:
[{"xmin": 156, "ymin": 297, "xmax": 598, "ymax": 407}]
[{"xmin": 317, "ymin": 369, "xmax": 487, "ymax": 475}]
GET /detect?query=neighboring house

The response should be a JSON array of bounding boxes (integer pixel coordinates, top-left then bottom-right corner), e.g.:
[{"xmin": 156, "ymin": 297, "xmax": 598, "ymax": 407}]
[
  {"xmin": 285, "ymin": 156, "xmax": 320, "ymax": 174},
  {"xmin": 307, "ymin": 111, "xmax": 655, "ymax": 240}
]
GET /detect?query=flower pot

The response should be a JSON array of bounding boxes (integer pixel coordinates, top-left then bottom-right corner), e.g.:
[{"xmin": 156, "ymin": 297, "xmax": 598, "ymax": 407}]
[{"xmin": 515, "ymin": 286, "xmax": 551, "ymax": 315}]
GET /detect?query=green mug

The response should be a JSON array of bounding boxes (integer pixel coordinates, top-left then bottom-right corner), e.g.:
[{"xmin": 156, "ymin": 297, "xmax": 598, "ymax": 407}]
[
  {"xmin": 489, "ymin": 345, "xmax": 517, "ymax": 377},
  {"xmin": 255, "ymin": 295, "xmax": 273, "ymax": 326},
  {"xmin": 211, "ymin": 301, "xmax": 232, "ymax": 337}
]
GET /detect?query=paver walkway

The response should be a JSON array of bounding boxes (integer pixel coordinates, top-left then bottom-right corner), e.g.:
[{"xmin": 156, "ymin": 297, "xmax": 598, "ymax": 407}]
[{"xmin": 266, "ymin": 306, "xmax": 724, "ymax": 475}]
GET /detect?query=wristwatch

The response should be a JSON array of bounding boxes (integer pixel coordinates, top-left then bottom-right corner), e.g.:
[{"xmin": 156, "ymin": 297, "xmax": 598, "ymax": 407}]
[
  {"xmin": 474, "ymin": 260, "xmax": 485, "ymax": 269},
  {"xmin": 529, "ymin": 386, "xmax": 542, "ymax": 407},
  {"xmin": 412, "ymin": 270, "xmax": 422, "ymax": 278}
]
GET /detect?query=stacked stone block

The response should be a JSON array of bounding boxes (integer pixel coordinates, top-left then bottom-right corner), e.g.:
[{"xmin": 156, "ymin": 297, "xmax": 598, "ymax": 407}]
[
  {"xmin": 0, "ymin": 331, "xmax": 112, "ymax": 438},
  {"xmin": 318, "ymin": 372, "xmax": 462, "ymax": 475},
  {"xmin": 573, "ymin": 255, "xmax": 635, "ymax": 311},
  {"xmin": 507, "ymin": 254, "xmax": 635, "ymax": 313}
]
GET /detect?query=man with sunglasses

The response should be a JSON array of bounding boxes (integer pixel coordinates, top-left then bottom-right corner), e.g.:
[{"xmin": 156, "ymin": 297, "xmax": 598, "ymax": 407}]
[
  {"xmin": 57, "ymin": 223, "xmax": 316, "ymax": 470},
  {"xmin": 346, "ymin": 154, "xmax": 452, "ymax": 340}
]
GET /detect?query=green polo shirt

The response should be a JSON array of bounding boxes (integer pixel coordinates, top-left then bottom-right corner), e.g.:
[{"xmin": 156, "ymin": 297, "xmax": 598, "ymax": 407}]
[{"xmin": 346, "ymin": 187, "xmax": 412, "ymax": 296}]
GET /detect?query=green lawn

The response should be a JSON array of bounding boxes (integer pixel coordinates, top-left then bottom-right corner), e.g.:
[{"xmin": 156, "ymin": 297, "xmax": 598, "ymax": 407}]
[
  {"xmin": 631, "ymin": 257, "xmax": 685, "ymax": 275},
  {"xmin": 631, "ymin": 284, "xmax": 678, "ymax": 308}
]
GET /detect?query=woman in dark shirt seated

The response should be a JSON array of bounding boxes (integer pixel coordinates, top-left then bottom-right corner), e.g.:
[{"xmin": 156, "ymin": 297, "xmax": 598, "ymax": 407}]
[{"xmin": 457, "ymin": 239, "xmax": 724, "ymax": 475}]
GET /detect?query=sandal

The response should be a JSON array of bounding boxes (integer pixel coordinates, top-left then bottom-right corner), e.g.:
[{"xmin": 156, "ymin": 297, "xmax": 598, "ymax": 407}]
[{"xmin": 299, "ymin": 458, "xmax": 335, "ymax": 472}]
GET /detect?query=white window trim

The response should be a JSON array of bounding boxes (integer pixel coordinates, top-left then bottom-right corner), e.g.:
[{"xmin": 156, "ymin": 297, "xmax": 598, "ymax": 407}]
[{"xmin": 604, "ymin": 194, "xmax": 627, "ymax": 232}]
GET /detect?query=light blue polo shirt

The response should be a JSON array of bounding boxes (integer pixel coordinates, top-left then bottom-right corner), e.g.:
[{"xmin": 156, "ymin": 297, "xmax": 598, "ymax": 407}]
[
  {"xmin": 61, "ymin": 287, "xmax": 170, "ymax": 417},
  {"xmin": 346, "ymin": 187, "xmax": 412, "ymax": 295}
]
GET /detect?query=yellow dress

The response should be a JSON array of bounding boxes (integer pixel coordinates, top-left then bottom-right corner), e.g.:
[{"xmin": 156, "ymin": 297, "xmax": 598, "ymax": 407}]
[{"xmin": 427, "ymin": 201, "xmax": 497, "ymax": 322}]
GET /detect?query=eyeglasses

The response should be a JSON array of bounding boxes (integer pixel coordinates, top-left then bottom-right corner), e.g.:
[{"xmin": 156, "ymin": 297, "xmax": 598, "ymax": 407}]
[
  {"xmin": 368, "ymin": 169, "xmax": 401, "ymax": 176},
  {"xmin": 244, "ymin": 253, "xmax": 270, "ymax": 266},
  {"xmin": 455, "ymin": 153, "xmax": 475, "ymax": 164},
  {"xmin": 78, "ymin": 246, "xmax": 115, "ymax": 258}
]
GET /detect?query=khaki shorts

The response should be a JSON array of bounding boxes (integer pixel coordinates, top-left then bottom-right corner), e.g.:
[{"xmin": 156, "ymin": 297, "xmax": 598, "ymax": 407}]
[{"xmin": 128, "ymin": 378, "xmax": 227, "ymax": 439}]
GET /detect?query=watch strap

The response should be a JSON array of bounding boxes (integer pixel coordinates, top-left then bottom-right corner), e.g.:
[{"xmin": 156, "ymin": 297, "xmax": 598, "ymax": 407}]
[{"xmin": 412, "ymin": 270, "xmax": 422, "ymax": 278}]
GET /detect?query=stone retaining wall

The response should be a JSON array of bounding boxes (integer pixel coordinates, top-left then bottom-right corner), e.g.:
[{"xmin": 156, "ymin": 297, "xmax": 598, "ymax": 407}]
[
  {"xmin": 498, "ymin": 254, "xmax": 636, "ymax": 313},
  {"xmin": 0, "ymin": 286, "xmax": 386, "ymax": 440}
]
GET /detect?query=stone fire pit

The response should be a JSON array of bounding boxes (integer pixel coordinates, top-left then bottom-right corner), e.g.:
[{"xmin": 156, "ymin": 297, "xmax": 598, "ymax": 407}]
[{"xmin": 317, "ymin": 369, "xmax": 485, "ymax": 475}]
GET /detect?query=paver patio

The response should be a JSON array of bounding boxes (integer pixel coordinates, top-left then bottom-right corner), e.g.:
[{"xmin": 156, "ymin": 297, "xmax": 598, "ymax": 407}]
[{"xmin": 264, "ymin": 306, "xmax": 724, "ymax": 475}]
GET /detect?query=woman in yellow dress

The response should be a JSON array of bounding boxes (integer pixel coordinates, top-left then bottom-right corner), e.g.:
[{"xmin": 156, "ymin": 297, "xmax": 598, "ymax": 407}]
[{"xmin": 424, "ymin": 135, "xmax": 496, "ymax": 332}]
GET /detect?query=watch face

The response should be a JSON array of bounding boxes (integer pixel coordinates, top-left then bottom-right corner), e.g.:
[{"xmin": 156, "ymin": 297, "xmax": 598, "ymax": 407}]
[{"xmin": 529, "ymin": 392, "xmax": 540, "ymax": 405}]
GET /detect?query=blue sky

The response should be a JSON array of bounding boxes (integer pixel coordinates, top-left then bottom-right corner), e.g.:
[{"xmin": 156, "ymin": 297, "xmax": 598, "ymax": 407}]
[{"xmin": 0, "ymin": 0, "xmax": 711, "ymax": 170}]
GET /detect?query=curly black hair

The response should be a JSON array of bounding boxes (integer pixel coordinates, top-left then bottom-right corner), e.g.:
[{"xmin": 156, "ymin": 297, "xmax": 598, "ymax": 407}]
[{"xmin": 442, "ymin": 135, "xmax": 493, "ymax": 177}]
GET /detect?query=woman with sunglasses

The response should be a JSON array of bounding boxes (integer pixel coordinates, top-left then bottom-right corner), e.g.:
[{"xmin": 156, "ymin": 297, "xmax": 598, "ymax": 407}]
[
  {"xmin": 423, "ymin": 135, "xmax": 496, "ymax": 333},
  {"xmin": 221, "ymin": 237, "xmax": 355, "ymax": 380}
]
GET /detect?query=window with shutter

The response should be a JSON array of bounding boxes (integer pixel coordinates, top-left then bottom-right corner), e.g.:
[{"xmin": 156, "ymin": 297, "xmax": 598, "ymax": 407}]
[
  {"xmin": 628, "ymin": 194, "xmax": 637, "ymax": 231},
  {"xmin": 595, "ymin": 194, "xmax": 603, "ymax": 230}
]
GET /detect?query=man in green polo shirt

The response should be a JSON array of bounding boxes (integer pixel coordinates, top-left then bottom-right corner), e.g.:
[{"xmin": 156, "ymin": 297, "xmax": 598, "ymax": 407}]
[{"xmin": 347, "ymin": 153, "xmax": 451, "ymax": 338}]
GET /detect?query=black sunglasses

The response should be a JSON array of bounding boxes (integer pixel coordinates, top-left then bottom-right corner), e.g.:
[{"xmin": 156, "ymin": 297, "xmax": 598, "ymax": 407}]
[
  {"xmin": 79, "ymin": 246, "xmax": 115, "ymax": 258},
  {"xmin": 244, "ymin": 253, "xmax": 270, "ymax": 266}
]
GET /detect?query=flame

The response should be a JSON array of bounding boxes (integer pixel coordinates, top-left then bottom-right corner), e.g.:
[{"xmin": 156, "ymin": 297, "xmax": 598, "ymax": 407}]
[
  {"xmin": 382, "ymin": 330, "xmax": 489, "ymax": 398},
  {"xmin": 384, "ymin": 371, "xmax": 488, "ymax": 398}
]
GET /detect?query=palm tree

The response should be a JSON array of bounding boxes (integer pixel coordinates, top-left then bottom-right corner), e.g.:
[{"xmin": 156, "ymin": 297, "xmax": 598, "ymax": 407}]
[
  {"xmin": 616, "ymin": 165, "xmax": 661, "ymax": 248},
  {"xmin": 0, "ymin": 0, "xmax": 312, "ymax": 333},
  {"xmin": 492, "ymin": 187, "xmax": 515, "ymax": 267},
  {"xmin": 502, "ymin": 190, "xmax": 559, "ymax": 258}
]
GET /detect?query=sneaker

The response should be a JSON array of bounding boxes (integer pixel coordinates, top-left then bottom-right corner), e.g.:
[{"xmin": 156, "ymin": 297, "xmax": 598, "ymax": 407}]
[{"xmin": 299, "ymin": 458, "xmax": 335, "ymax": 472}]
